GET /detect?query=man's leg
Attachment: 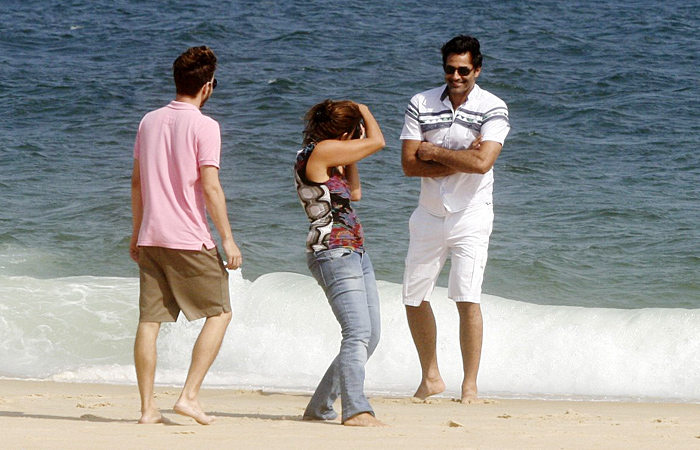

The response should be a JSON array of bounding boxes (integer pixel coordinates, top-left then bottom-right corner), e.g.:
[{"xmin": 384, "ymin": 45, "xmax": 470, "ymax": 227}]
[
  {"xmin": 456, "ymin": 302, "xmax": 483, "ymax": 403},
  {"xmin": 405, "ymin": 302, "xmax": 445, "ymax": 400},
  {"xmin": 403, "ymin": 208, "xmax": 448, "ymax": 400},
  {"xmin": 174, "ymin": 311, "xmax": 232, "ymax": 425},
  {"xmin": 134, "ymin": 321, "xmax": 162, "ymax": 424},
  {"xmin": 447, "ymin": 204, "xmax": 491, "ymax": 403}
]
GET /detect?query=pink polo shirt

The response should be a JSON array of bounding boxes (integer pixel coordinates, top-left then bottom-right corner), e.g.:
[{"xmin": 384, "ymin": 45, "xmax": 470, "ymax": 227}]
[{"xmin": 133, "ymin": 101, "xmax": 221, "ymax": 250}]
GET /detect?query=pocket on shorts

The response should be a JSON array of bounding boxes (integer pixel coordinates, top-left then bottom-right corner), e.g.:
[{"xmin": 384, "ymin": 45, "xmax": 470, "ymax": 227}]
[
  {"xmin": 468, "ymin": 247, "xmax": 488, "ymax": 294},
  {"xmin": 480, "ymin": 205, "xmax": 494, "ymax": 236},
  {"xmin": 174, "ymin": 247, "xmax": 218, "ymax": 278},
  {"xmin": 403, "ymin": 262, "xmax": 441, "ymax": 301}
]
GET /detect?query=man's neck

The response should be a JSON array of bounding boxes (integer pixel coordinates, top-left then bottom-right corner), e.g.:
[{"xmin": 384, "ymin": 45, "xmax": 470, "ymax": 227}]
[
  {"xmin": 175, "ymin": 94, "xmax": 202, "ymax": 108},
  {"xmin": 448, "ymin": 88, "xmax": 473, "ymax": 110}
]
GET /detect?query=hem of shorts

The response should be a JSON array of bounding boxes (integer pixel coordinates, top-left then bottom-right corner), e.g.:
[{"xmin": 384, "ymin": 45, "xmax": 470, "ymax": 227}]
[
  {"xmin": 183, "ymin": 306, "xmax": 229, "ymax": 322},
  {"xmin": 450, "ymin": 295, "xmax": 481, "ymax": 304},
  {"xmin": 403, "ymin": 297, "xmax": 430, "ymax": 307}
]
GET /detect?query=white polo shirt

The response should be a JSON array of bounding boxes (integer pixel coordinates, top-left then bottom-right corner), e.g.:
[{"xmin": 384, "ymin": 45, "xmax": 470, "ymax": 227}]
[{"xmin": 400, "ymin": 84, "xmax": 510, "ymax": 216}]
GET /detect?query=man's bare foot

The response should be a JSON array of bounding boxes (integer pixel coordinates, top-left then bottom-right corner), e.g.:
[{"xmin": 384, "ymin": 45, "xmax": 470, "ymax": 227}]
[
  {"xmin": 138, "ymin": 409, "xmax": 164, "ymax": 424},
  {"xmin": 173, "ymin": 400, "xmax": 216, "ymax": 425},
  {"xmin": 460, "ymin": 384, "xmax": 483, "ymax": 404},
  {"xmin": 413, "ymin": 377, "xmax": 445, "ymax": 400},
  {"xmin": 343, "ymin": 412, "xmax": 388, "ymax": 427}
]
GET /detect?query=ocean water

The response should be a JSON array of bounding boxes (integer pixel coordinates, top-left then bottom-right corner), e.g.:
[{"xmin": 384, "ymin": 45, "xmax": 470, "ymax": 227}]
[{"xmin": 1, "ymin": 0, "xmax": 699, "ymax": 402}]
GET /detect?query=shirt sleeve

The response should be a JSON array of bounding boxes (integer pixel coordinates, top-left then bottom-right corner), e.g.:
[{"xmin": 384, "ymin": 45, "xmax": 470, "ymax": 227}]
[
  {"xmin": 399, "ymin": 95, "xmax": 423, "ymax": 141},
  {"xmin": 133, "ymin": 118, "xmax": 143, "ymax": 159},
  {"xmin": 480, "ymin": 101, "xmax": 510, "ymax": 145},
  {"xmin": 196, "ymin": 118, "xmax": 221, "ymax": 168}
]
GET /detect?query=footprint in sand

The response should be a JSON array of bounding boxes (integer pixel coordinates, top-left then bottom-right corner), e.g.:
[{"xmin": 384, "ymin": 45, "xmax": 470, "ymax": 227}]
[
  {"xmin": 449, "ymin": 398, "xmax": 499, "ymax": 405},
  {"xmin": 411, "ymin": 397, "xmax": 440, "ymax": 404},
  {"xmin": 155, "ymin": 390, "xmax": 179, "ymax": 398},
  {"xmin": 76, "ymin": 401, "xmax": 113, "ymax": 409}
]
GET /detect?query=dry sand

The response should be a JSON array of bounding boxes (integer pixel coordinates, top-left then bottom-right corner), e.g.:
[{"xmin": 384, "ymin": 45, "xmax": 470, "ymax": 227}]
[{"xmin": 1, "ymin": 379, "xmax": 699, "ymax": 449}]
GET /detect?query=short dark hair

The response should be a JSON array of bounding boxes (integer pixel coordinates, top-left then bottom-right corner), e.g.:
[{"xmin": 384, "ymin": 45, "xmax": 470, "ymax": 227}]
[
  {"xmin": 303, "ymin": 100, "xmax": 363, "ymax": 146},
  {"xmin": 173, "ymin": 46, "xmax": 217, "ymax": 97},
  {"xmin": 441, "ymin": 35, "xmax": 482, "ymax": 69}
]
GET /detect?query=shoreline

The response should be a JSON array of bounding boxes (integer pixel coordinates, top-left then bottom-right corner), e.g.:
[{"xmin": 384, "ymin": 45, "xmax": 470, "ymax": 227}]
[
  {"xmin": 2, "ymin": 379, "xmax": 699, "ymax": 449},
  {"xmin": 8, "ymin": 377, "xmax": 697, "ymax": 405}
]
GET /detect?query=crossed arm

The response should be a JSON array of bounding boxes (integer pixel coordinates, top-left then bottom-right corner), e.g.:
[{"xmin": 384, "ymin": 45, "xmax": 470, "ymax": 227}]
[{"xmin": 401, "ymin": 135, "xmax": 503, "ymax": 177}]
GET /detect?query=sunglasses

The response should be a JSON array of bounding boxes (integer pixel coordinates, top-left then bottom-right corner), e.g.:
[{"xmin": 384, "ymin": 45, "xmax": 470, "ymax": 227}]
[
  {"xmin": 443, "ymin": 65, "xmax": 474, "ymax": 76},
  {"xmin": 211, "ymin": 78, "xmax": 218, "ymax": 89}
]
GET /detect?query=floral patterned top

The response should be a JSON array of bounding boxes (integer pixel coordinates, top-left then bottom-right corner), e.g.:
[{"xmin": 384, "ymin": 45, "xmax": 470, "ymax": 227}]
[{"xmin": 294, "ymin": 142, "xmax": 364, "ymax": 252}]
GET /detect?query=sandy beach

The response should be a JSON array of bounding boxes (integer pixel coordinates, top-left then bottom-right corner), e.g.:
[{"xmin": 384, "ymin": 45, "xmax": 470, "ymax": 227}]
[{"xmin": 1, "ymin": 380, "xmax": 698, "ymax": 450}]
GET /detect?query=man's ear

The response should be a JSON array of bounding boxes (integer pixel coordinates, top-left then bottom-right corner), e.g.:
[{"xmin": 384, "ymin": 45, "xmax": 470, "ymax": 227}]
[{"xmin": 198, "ymin": 80, "xmax": 211, "ymax": 95}]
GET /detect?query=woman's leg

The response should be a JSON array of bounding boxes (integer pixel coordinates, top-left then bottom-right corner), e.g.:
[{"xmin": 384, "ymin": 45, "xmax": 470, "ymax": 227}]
[
  {"xmin": 303, "ymin": 354, "xmax": 340, "ymax": 420},
  {"xmin": 304, "ymin": 249, "xmax": 375, "ymax": 422},
  {"xmin": 361, "ymin": 251, "xmax": 381, "ymax": 358},
  {"xmin": 303, "ymin": 251, "xmax": 382, "ymax": 421}
]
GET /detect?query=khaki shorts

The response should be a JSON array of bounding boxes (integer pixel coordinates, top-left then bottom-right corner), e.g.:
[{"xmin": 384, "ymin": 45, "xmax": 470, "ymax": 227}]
[
  {"xmin": 138, "ymin": 246, "xmax": 231, "ymax": 322},
  {"xmin": 403, "ymin": 204, "xmax": 493, "ymax": 306}
]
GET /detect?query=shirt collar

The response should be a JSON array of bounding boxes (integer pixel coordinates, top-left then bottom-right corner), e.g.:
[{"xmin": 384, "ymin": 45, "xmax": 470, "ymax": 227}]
[
  {"xmin": 440, "ymin": 85, "xmax": 450, "ymax": 102},
  {"xmin": 167, "ymin": 100, "xmax": 201, "ymax": 111},
  {"xmin": 440, "ymin": 83, "xmax": 482, "ymax": 108}
]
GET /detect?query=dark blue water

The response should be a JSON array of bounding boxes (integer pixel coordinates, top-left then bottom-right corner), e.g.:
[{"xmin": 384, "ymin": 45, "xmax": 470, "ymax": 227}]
[{"xmin": 1, "ymin": 0, "xmax": 699, "ymax": 308}]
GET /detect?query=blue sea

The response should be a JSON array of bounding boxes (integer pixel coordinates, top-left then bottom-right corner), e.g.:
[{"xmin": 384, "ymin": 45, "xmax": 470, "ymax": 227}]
[{"xmin": 1, "ymin": 0, "xmax": 699, "ymax": 402}]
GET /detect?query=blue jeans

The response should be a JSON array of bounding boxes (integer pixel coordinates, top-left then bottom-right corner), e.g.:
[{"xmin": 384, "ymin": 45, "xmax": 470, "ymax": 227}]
[{"xmin": 304, "ymin": 248, "xmax": 381, "ymax": 422}]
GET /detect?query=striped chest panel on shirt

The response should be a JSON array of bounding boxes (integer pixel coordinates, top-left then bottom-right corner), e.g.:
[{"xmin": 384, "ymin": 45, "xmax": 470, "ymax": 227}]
[{"xmin": 406, "ymin": 102, "xmax": 508, "ymax": 137}]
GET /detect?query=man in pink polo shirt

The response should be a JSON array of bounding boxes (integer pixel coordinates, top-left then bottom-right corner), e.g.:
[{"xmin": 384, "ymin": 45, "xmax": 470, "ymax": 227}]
[{"xmin": 129, "ymin": 46, "xmax": 242, "ymax": 425}]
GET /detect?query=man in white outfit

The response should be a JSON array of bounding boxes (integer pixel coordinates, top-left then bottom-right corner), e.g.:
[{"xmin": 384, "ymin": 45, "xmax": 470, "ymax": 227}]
[{"xmin": 400, "ymin": 35, "xmax": 510, "ymax": 403}]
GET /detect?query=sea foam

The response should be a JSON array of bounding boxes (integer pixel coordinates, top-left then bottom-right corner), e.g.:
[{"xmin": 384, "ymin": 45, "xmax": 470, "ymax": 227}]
[{"xmin": 1, "ymin": 271, "xmax": 698, "ymax": 402}]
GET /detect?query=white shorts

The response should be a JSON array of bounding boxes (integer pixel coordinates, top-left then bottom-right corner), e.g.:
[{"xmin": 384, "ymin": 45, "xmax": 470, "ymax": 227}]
[{"xmin": 402, "ymin": 204, "xmax": 493, "ymax": 306}]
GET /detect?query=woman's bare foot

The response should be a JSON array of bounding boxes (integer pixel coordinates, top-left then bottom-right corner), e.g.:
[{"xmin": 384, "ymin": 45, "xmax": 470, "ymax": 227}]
[
  {"xmin": 138, "ymin": 409, "xmax": 164, "ymax": 424},
  {"xmin": 413, "ymin": 377, "xmax": 445, "ymax": 400},
  {"xmin": 173, "ymin": 400, "xmax": 216, "ymax": 425},
  {"xmin": 302, "ymin": 415, "xmax": 337, "ymax": 422},
  {"xmin": 343, "ymin": 412, "xmax": 388, "ymax": 427}
]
